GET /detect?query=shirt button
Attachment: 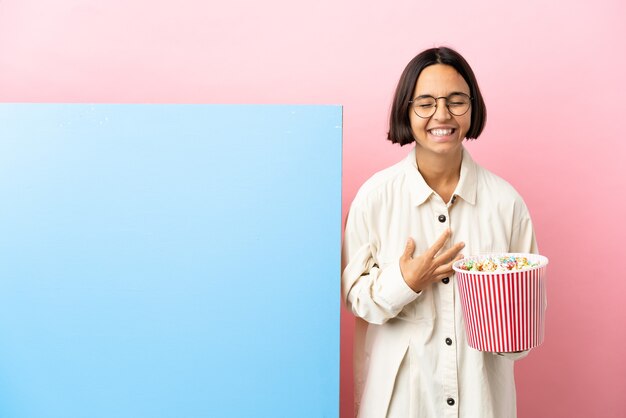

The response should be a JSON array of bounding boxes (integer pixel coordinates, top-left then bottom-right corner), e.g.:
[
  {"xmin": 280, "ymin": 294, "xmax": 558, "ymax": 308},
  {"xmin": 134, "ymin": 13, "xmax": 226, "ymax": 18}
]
[
  {"xmin": 445, "ymin": 338, "xmax": 452, "ymax": 346},
  {"xmin": 447, "ymin": 398, "xmax": 455, "ymax": 406},
  {"xmin": 438, "ymin": 214, "xmax": 446, "ymax": 223},
  {"xmin": 442, "ymin": 277, "xmax": 450, "ymax": 284}
]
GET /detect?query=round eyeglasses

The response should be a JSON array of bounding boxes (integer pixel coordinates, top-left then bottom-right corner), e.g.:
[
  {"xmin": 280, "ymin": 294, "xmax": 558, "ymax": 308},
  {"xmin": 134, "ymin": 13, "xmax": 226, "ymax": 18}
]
[{"xmin": 409, "ymin": 93, "xmax": 472, "ymax": 119}]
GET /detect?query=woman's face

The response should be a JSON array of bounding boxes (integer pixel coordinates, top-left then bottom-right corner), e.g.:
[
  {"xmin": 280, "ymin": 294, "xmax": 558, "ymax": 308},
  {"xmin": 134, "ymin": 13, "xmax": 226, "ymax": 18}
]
[{"xmin": 409, "ymin": 64, "xmax": 472, "ymax": 157}]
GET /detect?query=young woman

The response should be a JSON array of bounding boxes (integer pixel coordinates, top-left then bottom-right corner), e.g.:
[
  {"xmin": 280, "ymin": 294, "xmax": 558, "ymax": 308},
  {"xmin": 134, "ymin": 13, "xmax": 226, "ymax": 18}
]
[{"xmin": 342, "ymin": 47, "xmax": 538, "ymax": 417}]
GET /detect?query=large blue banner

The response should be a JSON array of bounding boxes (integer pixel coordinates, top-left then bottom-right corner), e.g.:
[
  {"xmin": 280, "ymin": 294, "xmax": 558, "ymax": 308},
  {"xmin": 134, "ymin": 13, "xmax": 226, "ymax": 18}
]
[{"xmin": 0, "ymin": 104, "xmax": 341, "ymax": 418}]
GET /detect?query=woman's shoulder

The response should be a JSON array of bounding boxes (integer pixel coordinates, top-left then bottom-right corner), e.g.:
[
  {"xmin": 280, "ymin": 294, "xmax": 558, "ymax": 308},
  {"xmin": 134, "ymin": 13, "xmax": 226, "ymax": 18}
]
[{"xmin": 474, "ymin": 162, "xmax": 526, "ymax": 205}]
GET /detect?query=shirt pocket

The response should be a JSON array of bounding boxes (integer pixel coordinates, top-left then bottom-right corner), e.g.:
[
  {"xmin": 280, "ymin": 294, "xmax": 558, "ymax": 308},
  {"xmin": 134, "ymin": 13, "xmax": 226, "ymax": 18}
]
[
  {"xmin": 476, "ymin": 235, "xmax": 509, "ymax": 255},
  {"xmin": 379, "ymin": 259, "xmax": 436, "ymax": 323},
  {"xmin": 477, "ymin": 246, "xmax": 509, "ymax": 256}
]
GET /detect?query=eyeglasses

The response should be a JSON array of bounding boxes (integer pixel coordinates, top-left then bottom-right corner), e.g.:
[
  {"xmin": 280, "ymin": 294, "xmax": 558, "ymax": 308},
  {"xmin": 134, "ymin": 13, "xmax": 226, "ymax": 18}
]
[{"xmin": 409, "ymin": 93, "xmax": 472, "ymax": 118}]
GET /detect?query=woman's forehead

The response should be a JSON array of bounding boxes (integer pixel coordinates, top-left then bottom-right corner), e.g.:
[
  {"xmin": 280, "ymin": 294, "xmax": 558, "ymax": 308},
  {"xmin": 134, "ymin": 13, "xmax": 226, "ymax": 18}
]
[{"xmin": 414, "ymin": 64, "xmax": 470, "ymax": 95}]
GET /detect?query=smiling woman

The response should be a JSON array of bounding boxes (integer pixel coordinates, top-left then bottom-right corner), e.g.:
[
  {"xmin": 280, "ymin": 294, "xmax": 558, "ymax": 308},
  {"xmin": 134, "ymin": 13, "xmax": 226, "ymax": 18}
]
[
  {"xmin": 388, "ymin": 47, "xmax": 487, "ymax": 147},
  {"xmin": 408, "ymin": 65, "xmax": 472, "ymax": 162},
  {"xmin": 341, "ymin": 47, "xmax": 541, "ymax": 418}
]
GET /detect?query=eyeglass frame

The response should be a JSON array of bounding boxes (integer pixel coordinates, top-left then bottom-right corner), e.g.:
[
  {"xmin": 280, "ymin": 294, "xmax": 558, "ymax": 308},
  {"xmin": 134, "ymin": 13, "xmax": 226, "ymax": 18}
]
[{"xmin": 408, "ymin": 92, "xmax": 473, "ymax": 119}]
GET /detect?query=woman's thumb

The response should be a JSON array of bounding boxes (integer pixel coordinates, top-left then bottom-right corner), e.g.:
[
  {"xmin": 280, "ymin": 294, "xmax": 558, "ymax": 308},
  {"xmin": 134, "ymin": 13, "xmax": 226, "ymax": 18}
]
[{"xmin": 402, "ymin": 237, "xmax": 415, "ymax": 260}]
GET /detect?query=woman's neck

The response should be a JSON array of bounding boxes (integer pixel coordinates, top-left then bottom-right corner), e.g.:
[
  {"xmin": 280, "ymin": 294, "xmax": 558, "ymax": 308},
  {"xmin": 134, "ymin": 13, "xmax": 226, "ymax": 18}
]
[{"xmin": 415, "ymin": 147, "xmax": 463, "ymax": 204}]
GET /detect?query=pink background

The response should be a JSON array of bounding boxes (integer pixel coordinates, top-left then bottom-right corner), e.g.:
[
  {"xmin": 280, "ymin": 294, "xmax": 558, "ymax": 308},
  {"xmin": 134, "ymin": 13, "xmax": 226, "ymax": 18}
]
[{"xmin": 1, "ymin": 1, "xmax": 625, "ymax": 417}]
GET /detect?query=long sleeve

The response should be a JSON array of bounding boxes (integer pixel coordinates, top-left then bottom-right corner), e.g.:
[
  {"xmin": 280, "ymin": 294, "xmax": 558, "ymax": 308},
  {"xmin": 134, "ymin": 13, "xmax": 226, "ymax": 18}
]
[
  {"xmin": 497, "ymin": 198, "xmax": 541, "ymax": 361},
  {"xmin": 341, "ymin": 202, "xmax": 419, "ymax": 325},
  {"xmin": 509, "ymin": 198, "xmax": 538, "ymax": 254}
]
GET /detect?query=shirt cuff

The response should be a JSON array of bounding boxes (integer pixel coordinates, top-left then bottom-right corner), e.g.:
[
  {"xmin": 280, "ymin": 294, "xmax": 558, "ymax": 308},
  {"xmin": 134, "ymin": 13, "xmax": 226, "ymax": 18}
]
[
  {"xmin": 375, "ymin": 260, "xmax": 420, "ymax": 311},
  {"xmin": 495, "ymin": 350, "xmax": 530, "ymax": 361}
]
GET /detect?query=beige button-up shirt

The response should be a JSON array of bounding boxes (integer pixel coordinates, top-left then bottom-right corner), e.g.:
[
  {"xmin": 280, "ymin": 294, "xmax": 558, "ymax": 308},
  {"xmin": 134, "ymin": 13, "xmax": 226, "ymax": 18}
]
[{"xmin": 342, "ymin": 146, "xmax": 539, "ymax": 418}]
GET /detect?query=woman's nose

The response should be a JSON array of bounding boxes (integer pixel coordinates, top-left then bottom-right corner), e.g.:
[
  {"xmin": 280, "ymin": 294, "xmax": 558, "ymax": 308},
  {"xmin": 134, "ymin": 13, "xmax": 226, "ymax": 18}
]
[{"xmin": 433, "ymin": 98, "xmax": 452, "ymax": 120}]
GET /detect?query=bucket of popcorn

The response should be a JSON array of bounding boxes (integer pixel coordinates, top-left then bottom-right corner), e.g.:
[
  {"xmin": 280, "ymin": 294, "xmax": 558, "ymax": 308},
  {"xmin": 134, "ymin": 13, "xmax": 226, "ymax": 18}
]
[{"xmin": 452, "ymin": 253, "xmax": 548, "ymax": 352}]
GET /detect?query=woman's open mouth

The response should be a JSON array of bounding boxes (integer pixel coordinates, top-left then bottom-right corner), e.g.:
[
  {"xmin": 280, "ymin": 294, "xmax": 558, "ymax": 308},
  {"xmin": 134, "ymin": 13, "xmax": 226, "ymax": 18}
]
[{"xmin": 429, "ymin": 128, "xmax": 456, "ymax": 136}]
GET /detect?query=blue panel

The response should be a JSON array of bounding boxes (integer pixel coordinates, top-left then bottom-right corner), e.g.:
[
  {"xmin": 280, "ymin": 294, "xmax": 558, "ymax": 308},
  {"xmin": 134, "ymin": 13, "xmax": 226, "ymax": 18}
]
[{"xmin": 0, "ymin": 104, "xmax": 341, "ymax": 418}]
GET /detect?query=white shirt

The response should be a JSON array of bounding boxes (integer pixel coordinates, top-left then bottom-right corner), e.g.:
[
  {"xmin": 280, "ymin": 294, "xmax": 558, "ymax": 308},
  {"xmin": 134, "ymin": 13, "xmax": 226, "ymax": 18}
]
[{"xmin": 342, "ymin": 146, "xmax": 539, "ymax": 418}]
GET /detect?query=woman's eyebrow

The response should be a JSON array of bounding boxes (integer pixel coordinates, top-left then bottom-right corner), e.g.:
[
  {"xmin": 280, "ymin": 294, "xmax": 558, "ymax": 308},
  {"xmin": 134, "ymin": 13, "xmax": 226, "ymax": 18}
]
[{"xmin": 414, "ymin": 91, "xmax": 469, "ymax": 99}]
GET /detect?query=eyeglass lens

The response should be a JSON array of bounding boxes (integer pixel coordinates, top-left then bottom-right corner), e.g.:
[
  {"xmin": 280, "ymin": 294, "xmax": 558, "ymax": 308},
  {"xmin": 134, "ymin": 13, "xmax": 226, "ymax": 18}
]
[{"xmin": 413, "ymin": 93, "xmax": 471, "ymax": 118}]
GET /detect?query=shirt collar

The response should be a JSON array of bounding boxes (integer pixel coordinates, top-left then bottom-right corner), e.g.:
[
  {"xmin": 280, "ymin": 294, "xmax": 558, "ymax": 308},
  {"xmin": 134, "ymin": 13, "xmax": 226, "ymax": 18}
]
[{"xmin": 405, "ymin": 146, "xmax": 477, "ymax": 206}]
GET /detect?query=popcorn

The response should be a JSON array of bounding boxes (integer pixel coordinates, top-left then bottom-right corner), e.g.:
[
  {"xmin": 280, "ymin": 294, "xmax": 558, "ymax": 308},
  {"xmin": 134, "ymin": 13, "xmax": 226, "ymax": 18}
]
[
  {"xmin": 453, "ymin": 252, "xmax": 549, "ymax": 352},
  {"xmin": 457, "ymin": 255, "xmax": 538, "ymax": 272}
]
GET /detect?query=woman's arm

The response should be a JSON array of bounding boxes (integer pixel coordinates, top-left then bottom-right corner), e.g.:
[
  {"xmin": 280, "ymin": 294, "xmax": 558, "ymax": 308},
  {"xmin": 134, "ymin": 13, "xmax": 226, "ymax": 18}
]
[
  {"xmin": 497, "ymin": 199, "xmax": 541, "ymax": 360},
  {"xmin": 341, "ymin": 203, "xmax": 463, "ymax": 324},
  {"xmin": 341, "ymin": 203, "xmax": 420, "ymax": 325}
]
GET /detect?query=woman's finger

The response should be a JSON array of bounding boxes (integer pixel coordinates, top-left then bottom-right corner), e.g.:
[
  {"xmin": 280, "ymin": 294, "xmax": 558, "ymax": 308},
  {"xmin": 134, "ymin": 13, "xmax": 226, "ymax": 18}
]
[
  {"xmin": 435, "ymin": 253, "xmax": 465, "ymax": 276},
  {"xmin": 425, "ymin": 229, "xmax": 451, "ymax": 258},
  {"xmin": 434, "ymin": 241, "xmax": 465, "ymax": 265},
  {"xmin": 442, "ymin": 242, "xmax": 466, "ymax": 259},
  {"xmin": 435, "ymin": 271, "xmax": 453, "ymax": 282}
]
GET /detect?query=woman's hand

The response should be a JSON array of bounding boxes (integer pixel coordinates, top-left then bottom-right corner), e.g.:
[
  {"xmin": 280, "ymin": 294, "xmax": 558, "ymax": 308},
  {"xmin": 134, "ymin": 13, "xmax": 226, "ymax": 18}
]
[{"xmin": 399, "ymin": 229, "xmax": 465, "ymax": 293}]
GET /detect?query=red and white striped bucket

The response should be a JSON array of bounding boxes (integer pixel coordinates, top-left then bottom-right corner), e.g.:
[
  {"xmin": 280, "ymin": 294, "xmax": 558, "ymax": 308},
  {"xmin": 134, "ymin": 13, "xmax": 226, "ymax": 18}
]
[{"xmin": 453, "ymin": 253, "xmax": 548, "ymax": 352}]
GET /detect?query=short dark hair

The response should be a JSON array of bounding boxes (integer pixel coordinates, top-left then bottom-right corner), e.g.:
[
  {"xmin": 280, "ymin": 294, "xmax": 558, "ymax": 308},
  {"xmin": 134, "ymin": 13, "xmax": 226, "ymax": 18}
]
[{"xmin": 387, "ymin": 47, "xmax": 487, "ymax": 145}]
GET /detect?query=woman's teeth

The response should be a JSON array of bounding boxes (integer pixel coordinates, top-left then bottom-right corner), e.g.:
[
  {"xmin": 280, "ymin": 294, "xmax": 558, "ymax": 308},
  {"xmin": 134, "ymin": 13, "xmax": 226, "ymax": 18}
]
[{"xmin": 430, "ymin": 128, "xmax": 454, "ymax": 136}]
